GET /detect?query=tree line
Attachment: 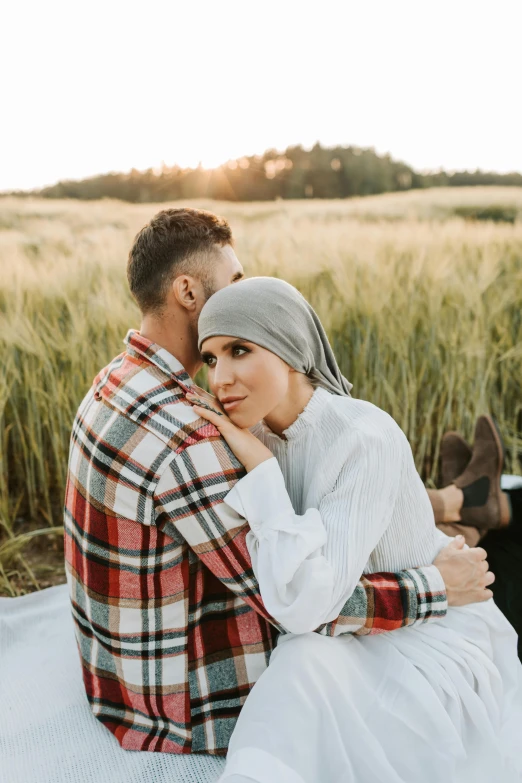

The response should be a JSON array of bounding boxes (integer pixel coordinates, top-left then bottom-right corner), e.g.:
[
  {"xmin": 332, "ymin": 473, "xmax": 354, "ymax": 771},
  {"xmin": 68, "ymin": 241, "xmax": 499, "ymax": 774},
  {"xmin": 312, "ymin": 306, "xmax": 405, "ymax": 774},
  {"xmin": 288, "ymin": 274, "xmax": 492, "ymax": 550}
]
[{"xmin": 15, "ymin": 144, "xmax": 522, "ymax": 203}]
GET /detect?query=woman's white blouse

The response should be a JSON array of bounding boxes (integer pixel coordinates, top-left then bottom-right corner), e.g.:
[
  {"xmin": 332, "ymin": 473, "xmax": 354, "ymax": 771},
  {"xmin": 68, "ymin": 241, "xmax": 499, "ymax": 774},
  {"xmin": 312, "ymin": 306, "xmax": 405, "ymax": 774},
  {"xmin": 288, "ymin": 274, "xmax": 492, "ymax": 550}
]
[{"xmin": 224, "ymin": 387, "xmax": 446, "ymax": 635}]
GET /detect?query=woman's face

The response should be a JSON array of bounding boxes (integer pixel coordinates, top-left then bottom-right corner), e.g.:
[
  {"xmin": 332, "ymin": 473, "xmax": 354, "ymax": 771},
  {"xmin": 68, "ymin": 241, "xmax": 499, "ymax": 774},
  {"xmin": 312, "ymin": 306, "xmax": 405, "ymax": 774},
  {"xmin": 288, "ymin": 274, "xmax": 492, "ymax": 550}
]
[{"xmin": 200, "ymin": 336, "xmax": 292, "ymax": 428}]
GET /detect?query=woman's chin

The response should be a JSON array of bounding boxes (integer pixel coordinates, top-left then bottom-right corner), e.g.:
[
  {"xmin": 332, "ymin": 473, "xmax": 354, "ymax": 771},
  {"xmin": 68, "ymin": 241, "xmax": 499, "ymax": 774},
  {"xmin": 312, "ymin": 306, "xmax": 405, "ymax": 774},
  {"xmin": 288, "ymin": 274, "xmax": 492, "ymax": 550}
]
[{"xmin": 227, "ymin": 409, "xmax": 260, "ymax": 430}]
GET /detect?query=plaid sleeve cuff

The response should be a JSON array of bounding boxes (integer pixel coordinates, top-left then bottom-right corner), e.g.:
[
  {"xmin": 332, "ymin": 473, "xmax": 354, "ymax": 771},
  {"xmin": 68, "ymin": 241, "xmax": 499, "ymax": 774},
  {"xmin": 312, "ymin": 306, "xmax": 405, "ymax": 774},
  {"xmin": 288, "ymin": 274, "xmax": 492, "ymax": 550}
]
[{"xmin": 403, "ymin": 564, "xmax": 448, "ymax": 625}]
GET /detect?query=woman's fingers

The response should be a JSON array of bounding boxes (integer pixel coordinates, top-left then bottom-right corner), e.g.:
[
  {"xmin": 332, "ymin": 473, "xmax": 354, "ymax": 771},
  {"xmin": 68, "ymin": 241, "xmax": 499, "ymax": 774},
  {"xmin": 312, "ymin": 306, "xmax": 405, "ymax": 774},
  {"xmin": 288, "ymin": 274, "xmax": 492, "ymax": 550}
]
[
  {"xmin": 192, "ymin": 404, "xmax": 230, "ymax": 428},
  {"xmin": 191, "ymin": 405, "xmax": 274, "ymax": 473},
  {"xmin": 186, "ymin": 392, "xmax": 226, "ymax": 416},
  {"xmin": 484, "ymin": 571, "xmax": 496, "ymax": 587}
]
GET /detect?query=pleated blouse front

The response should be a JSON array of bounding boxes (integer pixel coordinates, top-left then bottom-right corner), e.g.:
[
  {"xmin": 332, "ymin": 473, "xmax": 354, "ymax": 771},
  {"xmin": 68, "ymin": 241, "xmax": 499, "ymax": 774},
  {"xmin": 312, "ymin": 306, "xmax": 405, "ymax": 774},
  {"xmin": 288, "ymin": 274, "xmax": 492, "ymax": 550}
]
[{"xmin": 225, "ymin": 386, "xmax": 445, "ymax": 634}]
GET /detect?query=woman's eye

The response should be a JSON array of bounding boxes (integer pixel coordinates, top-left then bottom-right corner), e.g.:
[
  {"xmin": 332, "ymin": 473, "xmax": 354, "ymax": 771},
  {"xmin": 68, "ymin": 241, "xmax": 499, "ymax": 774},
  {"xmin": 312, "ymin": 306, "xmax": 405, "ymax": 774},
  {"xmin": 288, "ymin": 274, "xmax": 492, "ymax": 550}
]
[
  {"xmin": 232, "ymin": 346, "xmax": 248, "ymax": 357},
  {"xmin": 203, "ymin": 356, "xmax": 216, "ymax": 367}
]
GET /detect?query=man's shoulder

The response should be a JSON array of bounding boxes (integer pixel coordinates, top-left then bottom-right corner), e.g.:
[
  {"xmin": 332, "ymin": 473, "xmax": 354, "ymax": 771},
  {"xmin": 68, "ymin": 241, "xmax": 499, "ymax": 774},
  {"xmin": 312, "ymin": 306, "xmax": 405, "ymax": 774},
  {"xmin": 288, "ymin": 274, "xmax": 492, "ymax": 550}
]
[{"xmin": 80, "ymin": 349, "xmax": 231, "ymax": 468}]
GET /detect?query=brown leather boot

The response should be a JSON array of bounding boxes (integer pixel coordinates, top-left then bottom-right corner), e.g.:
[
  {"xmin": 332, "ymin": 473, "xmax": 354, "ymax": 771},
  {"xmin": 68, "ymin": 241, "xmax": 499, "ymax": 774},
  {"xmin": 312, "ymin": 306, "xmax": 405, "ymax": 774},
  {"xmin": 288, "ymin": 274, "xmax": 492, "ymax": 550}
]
[
  {"xmin": 438, "ymin": 433, "xmax": 478, "ymax": 544},
  {"xmin": 453, "ymin": 416, "xmax": 511, "ymax": 532},
  {"xmin": 440, "ymin": 431, "xmax": 472, "ymax": 487}
]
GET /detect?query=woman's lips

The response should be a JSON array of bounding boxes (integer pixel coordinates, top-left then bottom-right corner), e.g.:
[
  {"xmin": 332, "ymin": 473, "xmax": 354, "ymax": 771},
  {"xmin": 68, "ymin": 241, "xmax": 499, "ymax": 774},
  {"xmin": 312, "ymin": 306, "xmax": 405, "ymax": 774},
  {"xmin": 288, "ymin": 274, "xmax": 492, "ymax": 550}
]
[{"xmin": 221, "ymin": 397, "xmax": 246, "ymax": 412}]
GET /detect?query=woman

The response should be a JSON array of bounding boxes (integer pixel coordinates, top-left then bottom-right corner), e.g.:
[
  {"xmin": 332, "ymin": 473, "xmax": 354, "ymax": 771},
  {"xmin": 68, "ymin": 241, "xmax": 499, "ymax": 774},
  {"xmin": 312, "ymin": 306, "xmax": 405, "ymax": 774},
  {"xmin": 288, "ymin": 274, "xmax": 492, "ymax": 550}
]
[{"xmin": 188, "ymin": 277, "xmax": 522, "ymax": 783}]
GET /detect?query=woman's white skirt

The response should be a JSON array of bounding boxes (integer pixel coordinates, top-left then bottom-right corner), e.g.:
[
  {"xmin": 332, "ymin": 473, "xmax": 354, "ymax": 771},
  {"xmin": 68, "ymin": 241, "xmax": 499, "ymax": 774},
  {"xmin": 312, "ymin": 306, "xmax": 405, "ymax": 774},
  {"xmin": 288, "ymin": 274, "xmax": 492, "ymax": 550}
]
[{"xmin": 220, "ymin": 601, "xmax": 522, "ymax": 783}]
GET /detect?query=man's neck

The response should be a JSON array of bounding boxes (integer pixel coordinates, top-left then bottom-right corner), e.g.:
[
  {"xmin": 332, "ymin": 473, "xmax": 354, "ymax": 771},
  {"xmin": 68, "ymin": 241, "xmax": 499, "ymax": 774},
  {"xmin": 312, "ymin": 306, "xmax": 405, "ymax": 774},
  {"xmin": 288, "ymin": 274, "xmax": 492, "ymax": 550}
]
[{"xmin": 140, "ymin": 313, "xmax": 202, "ymax": 379}]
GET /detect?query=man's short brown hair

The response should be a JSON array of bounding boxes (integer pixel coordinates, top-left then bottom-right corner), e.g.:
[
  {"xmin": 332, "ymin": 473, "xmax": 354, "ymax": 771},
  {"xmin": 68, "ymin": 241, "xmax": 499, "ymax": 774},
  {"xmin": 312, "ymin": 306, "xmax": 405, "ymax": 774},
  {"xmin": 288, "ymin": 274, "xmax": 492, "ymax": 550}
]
[{"xmin": 127, "ymin": 207, "xmax": 233, "ymax": 314}]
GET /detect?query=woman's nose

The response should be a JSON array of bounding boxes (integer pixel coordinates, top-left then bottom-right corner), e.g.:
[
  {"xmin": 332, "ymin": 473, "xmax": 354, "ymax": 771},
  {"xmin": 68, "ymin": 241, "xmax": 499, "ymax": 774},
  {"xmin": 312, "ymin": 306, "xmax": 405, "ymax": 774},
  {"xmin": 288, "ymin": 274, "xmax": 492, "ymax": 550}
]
[{"xmin": 213, "ymin": 359, "xmax": 234, "ymax": 389}]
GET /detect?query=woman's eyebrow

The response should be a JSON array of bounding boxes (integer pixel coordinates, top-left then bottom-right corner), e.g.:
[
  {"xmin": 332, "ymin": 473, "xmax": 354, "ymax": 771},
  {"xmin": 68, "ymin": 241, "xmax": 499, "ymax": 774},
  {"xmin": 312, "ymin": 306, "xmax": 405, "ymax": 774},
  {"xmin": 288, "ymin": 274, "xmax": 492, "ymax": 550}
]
[
  {"xmin": 221, "ymin": 338, "xmax": 248, "ymax": 351},
  {"xmin": 201, "ymin": 339, "xmax": 251, "ymax": 356}
]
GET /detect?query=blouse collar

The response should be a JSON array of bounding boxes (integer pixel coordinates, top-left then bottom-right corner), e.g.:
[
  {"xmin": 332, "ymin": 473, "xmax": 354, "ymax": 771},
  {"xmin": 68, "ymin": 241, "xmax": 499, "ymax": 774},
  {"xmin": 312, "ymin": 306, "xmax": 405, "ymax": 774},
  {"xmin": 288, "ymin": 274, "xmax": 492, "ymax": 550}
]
[{"xmin": 252, "ymin": 386, "xmax": 331, "ymax": 443}]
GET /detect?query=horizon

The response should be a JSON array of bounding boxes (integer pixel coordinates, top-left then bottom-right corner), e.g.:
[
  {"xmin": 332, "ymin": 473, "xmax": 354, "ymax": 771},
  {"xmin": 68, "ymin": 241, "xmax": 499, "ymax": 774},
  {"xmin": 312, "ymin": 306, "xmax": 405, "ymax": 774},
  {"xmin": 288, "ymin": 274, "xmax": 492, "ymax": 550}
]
[
  {"xmin": 2, "ymin": 0, "xmax": 522, "ymax": 191},
  {"xmin": 5, "ymin": 141, "xmax": 522, "ymax": 195}
]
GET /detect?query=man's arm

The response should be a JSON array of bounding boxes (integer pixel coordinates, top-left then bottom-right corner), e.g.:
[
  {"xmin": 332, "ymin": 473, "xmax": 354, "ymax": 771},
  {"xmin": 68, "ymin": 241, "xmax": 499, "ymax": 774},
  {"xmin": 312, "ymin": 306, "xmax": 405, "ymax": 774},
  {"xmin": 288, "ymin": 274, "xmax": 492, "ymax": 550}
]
[
  {"xmin": 323, "ymin": 532, "xmax": 494, "ymax": 636},
  {"xmin": 320, "ymin": 567, "xmax": 446, "ymax": 637},
  {"xmin": 153, "ymin": 441, "xmax": 449, "ymax": 636}
]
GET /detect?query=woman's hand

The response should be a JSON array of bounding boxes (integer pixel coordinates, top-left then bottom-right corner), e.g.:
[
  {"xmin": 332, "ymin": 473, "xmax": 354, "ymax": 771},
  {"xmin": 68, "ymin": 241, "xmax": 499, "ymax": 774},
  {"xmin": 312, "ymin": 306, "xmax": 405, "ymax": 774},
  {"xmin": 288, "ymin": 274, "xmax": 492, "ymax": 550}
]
[{"xmin": 187, "ymin": 393, "xmax": 273, "ymax": 473}]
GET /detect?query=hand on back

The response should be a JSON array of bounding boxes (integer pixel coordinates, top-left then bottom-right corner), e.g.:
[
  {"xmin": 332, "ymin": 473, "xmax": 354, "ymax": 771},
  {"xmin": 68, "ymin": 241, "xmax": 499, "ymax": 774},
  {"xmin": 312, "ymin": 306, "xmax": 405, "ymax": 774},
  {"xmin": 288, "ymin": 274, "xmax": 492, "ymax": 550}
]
[
  {"xmin": 187, "ymin": 392, "xmax": 273, "ymax": 473},
  {"xmin": 434, "ymin": 536, "xmax": 494, "ymax": 606}
]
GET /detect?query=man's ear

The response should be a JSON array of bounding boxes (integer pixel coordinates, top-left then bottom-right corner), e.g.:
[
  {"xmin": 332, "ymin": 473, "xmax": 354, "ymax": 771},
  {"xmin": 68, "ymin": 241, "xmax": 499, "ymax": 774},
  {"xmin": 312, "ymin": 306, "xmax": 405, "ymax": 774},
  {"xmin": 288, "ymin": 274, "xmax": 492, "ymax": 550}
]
[{"xmin": 172, "ymin": 275, "xmax": 198, "ymax": 312}]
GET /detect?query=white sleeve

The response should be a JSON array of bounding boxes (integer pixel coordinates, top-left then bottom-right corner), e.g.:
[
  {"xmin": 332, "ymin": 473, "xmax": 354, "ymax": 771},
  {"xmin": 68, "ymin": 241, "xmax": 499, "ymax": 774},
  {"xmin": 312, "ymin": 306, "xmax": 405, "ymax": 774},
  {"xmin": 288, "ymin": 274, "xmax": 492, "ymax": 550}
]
[
  {"xmin": 223, "ymin": 425, "xmax": 407, "ymax": 634},
  {"xmin": 434, "ymin": 526, "xmax": 453, "ymax": 553}
]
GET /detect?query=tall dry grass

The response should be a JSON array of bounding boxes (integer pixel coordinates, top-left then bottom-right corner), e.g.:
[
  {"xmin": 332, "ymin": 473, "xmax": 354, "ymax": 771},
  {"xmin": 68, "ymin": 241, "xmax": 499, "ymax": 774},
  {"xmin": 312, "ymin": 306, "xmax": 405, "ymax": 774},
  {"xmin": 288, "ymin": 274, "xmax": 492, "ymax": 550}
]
[{"xmin": 1, "ymin": 188, "xmax": 521, "ymax": 594}]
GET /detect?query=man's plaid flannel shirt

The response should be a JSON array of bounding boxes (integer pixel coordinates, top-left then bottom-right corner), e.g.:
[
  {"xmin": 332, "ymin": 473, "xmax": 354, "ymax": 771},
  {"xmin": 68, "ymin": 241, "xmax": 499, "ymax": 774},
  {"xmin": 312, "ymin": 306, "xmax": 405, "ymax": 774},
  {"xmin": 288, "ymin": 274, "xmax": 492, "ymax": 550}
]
[{"xmin": 64, "ymin": 330, "xmax": 447, "ymax": 755}]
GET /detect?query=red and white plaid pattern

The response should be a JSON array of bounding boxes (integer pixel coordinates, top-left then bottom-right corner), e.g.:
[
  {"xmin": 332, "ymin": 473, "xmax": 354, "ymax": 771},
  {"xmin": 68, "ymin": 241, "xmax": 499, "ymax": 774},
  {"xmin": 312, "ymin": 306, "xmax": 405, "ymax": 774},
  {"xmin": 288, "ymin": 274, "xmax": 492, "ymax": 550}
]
[{"xmin": 64, "ymin": 330, "xmax": 447, "ymax": 755}]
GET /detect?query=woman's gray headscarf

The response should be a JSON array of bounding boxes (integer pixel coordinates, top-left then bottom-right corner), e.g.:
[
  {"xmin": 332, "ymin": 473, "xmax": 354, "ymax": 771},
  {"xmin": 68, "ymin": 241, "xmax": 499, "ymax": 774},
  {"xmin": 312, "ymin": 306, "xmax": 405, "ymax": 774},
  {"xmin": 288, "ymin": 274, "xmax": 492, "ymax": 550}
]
[{"xmin": 198, "ymin": 277, "xmax": 352, "ymax": 397}]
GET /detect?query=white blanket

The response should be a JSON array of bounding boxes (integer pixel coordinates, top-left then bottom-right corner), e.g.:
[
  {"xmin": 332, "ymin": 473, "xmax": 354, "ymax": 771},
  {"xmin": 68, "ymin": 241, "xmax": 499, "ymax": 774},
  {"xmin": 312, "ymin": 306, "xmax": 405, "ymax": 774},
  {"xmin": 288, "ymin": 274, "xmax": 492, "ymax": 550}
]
[{"xmin": 0, "ymin": 584, "xmax": 225, "ymax": 783}]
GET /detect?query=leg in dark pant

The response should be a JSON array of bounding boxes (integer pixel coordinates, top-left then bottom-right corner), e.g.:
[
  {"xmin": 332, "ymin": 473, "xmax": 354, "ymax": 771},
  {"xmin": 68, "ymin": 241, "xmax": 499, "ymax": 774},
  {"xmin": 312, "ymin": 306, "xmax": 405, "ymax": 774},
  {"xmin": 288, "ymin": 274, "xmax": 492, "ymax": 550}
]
[{"xmin": 482, "ymin": 488, "xmax": 522, "ymax": 661}]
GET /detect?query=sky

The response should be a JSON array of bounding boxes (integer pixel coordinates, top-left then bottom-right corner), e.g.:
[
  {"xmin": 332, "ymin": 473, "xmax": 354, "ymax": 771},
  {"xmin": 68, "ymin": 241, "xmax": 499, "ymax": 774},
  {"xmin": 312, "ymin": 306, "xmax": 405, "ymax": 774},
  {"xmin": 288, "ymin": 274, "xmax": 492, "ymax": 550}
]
[{"xmin": 2, "ymin": 0, "xmax": 521, "ymax": 191}]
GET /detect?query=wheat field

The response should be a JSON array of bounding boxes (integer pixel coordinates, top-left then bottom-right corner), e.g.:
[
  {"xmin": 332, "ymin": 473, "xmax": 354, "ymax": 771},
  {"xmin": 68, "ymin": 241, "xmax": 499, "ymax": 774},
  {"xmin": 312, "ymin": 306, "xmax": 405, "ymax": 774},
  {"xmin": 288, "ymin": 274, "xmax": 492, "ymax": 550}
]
[{"xmin": 1, "ymin": 187, "xmax": 522, "ymax": 595}]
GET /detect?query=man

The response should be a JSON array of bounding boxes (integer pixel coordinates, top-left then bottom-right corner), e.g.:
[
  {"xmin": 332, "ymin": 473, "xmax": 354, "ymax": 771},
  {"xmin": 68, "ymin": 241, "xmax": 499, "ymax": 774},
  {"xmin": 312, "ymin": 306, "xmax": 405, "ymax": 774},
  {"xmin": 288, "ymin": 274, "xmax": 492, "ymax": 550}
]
[
  {"xmin": 64, "ymin": 208, "xmax": 492, "ymax": 756},
  {"xmin": 437, "ymin": 429, "xmax": 522, "ymax": 659}
]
